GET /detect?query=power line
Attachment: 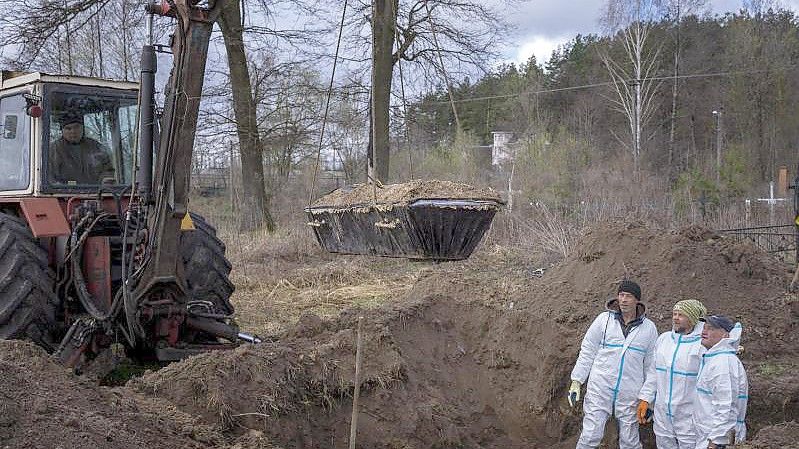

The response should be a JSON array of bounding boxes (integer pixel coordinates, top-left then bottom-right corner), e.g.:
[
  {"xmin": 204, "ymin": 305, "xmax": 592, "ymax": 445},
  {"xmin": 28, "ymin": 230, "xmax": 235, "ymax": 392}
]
[{"xmin": 421, "ymin": 65, "xmax": 798, "ymax": 106}]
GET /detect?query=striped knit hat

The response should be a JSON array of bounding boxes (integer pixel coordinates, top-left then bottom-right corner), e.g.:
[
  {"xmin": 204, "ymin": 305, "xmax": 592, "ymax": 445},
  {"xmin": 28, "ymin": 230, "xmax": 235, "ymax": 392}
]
[{"xmin": 673, "ymin": 299, "xmax": 707, "ymax": 326}]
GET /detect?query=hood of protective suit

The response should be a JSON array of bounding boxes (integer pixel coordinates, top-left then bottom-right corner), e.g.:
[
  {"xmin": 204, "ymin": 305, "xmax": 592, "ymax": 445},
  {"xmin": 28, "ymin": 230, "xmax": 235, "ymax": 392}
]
[
  {"xmin": 689, "ymin": 320, "xmax": 704, "ymax": 337},
  {"xmin": 704, "ymin": 322, "xmax": 743, "ymax": 354}
]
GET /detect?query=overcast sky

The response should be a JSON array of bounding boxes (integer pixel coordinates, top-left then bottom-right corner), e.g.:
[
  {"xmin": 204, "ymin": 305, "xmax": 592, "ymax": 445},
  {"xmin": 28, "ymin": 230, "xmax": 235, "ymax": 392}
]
[{"xmin": 506, "ymin": 0, "xmax": 799, "ymax": 65}]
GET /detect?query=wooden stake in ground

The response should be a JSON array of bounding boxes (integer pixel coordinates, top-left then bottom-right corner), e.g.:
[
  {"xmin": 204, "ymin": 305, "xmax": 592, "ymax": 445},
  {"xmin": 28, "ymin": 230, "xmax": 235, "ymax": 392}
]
[{"xmin": 349, "ymin": 316, "xmax": 364, "ymax": 449}]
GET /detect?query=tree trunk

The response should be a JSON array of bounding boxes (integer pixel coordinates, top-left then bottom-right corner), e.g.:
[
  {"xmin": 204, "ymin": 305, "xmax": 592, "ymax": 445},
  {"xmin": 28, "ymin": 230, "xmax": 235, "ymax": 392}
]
[
  {"xmin": 218, "ymin": 0, "xmax": 275, "ymax": 231},
  {"xmin": 370, "ymin": 0, "xmax": 396, "ymax": 182},
  {"xmin": 668, "ymin": 1, "xmax": 681, "ymax": 179},
  {"xmin": 633, "ymin": 21, "xmax": 642, "ymax": 176}
]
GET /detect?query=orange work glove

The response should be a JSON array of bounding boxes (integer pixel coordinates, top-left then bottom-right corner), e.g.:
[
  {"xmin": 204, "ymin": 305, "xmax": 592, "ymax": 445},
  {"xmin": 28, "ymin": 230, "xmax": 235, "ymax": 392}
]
[{"xmin": 636, "ymin": 400, "xmax": 651, "ymax": 425}]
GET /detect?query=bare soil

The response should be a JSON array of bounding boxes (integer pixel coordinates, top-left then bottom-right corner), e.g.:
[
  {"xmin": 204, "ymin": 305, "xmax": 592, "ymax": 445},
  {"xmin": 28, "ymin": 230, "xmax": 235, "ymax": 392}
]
[
  {"xmin": 0, "ymin": 340, "xmax": 226, "ymax": 449},
  {"xmin": 2, "ymin": 220, "xmax": 797, "ymax": 448},
  {"xmin": 737, "ymin": 421, "xmax": 799, "ymax": 448},
  {"xmin": 311, "ymin": 179, "xmax": 503, "ymax": 208}
]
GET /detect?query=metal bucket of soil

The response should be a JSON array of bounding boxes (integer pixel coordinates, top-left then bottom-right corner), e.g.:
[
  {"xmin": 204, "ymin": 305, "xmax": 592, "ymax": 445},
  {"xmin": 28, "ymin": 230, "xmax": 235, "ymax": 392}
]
[{"xmin": 306, "ymin": 180, "xmax": 503, "ymax": 260}]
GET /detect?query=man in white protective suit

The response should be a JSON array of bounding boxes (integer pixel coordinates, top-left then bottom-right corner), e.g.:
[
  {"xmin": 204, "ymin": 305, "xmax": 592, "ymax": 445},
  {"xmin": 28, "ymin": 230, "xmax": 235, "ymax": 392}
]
[
  {"xmin": 568, "ymin": 280, "xmax": 659, "ymax": 449},
  {"xmin": 637, "ymin": 299, "xmax": 707, "ymax": 449},
  {"xmin": 693, "ymin": 315, "xmax": 748, "ymax": 449}
]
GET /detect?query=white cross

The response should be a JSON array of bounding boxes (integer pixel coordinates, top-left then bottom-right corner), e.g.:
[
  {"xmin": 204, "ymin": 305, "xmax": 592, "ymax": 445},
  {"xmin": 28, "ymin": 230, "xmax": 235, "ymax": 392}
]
[
  {"xmin": 756, "ymin": 181, "xmax": 785, "ymax": 205},
  {"xmin": 756, "ymin": 181, "xmax": 786, "ymax": 222}
]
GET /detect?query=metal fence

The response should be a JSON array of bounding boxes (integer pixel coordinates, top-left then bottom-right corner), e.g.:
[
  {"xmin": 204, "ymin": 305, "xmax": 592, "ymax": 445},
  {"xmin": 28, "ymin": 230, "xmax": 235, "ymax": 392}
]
[{"xmin": 714, "ymin": 194, "xmax": 797, "ymax": 258}]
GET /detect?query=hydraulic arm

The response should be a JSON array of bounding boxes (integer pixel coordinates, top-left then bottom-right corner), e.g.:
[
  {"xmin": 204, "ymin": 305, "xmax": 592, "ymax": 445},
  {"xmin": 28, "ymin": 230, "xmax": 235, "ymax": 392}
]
[{"xmin": 127, "ymin": 0, "xmax": 256, "ymax": 356}]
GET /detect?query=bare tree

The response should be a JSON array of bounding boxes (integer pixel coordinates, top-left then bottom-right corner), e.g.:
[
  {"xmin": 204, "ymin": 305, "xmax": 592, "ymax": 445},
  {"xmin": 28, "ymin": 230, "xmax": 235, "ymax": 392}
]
[
  {"xmin": 258, "ymin": 67, "xmax": 324, "ymax": 196},
  {"xmin": 346, "ymin": 0, "xmax": 516, "ymax": 181},
  {"xmin": 743, "ymin": 0, "xmax": 778, "ymax": 13},
  {"xmin": 0, "ymin": 0, "xmax": 104, "ymax": 69},
  {"xmin": 601, "ymin": 0, "xmax": 662, "ymax": 174},
  {"xmin": 216, "ymin": 0, "xmax": 277, "ymax": 231},
  {"xmin": 326, "ymin": 87, "xmax": 369, "ymax": 181},
  {"xmin": 0, "ymin": 0, "xmax": 159, "ymax": 78},
  {"xmin": 202, "ymin": 0, "xmax": 325, "ymax": 230}
]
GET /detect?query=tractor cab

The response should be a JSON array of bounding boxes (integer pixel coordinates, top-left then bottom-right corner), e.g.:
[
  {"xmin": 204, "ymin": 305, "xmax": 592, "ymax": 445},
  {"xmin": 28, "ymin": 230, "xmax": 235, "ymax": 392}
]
[{"xmin": 0, "ymin": 71, "xmax": 138, "ymax": 196}]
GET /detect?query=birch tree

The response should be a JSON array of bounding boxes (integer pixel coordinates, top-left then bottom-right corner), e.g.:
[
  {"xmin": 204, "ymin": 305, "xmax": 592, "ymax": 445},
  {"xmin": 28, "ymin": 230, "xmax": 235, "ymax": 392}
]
[{"xmin": 601, "ymin": 0, "xmax": 662, "ymax": 174}]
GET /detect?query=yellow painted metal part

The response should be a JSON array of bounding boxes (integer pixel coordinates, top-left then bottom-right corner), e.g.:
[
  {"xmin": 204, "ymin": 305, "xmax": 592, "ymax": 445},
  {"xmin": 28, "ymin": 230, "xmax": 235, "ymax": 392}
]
[{"xmin": 181, "ymin": 212, "xmax": 196, "ymax": 230}]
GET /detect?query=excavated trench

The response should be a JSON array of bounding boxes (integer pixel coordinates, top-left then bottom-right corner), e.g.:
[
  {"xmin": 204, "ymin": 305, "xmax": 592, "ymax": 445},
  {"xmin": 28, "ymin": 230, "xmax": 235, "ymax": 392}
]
[{"xmin": 131, "ymin": 296, "xmax": 582, "ymax": 448}]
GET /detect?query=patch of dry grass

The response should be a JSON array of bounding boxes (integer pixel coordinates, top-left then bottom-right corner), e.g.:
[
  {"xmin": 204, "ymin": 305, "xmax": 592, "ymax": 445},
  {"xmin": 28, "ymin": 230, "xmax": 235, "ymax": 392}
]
[
  {"xmin": 221, "ymin": 218, "xmax": 424, "ymax": 336},
  {"xmin": 232, "ymin": 264, "xmax": 419, "ymax": 337}
]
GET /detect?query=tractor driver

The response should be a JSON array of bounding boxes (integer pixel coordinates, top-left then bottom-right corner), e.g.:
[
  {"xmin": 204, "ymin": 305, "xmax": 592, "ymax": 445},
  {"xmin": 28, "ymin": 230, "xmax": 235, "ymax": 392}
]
[{"xmin": 49, "ymin": 110, "xmax": 114, "ymax": 185}]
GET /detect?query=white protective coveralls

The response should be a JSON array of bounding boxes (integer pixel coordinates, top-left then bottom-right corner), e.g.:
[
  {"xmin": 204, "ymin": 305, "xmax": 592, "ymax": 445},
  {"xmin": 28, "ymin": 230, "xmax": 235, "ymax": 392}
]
[
  {"xmin": 693, "ymin": 323, "xmax": 748, "ymax": 449},
  {"xmin": 638, "ymin": 322, "xmax": 705, "ymax": 449},
  {"xmin": 571, "ymin": 299, "xmax": 659, "ymax": 449}
]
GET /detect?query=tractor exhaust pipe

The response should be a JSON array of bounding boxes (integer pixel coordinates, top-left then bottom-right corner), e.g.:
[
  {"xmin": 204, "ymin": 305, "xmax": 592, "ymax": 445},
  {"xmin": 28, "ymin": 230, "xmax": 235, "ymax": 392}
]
[{"xmin": 138, "ymin": 9, "xmax": 156, "ymax": 200}]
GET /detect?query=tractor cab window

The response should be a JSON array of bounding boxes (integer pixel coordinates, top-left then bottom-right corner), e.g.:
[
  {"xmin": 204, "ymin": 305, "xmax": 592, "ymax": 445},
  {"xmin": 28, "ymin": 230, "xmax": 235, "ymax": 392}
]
[
  {"xmin": 0, "ymin": 95, "xmax": 31, "ymax": 190},
  {"xmin": 46, "ymin": 90, "xmax": 137, "ymax": 187}
]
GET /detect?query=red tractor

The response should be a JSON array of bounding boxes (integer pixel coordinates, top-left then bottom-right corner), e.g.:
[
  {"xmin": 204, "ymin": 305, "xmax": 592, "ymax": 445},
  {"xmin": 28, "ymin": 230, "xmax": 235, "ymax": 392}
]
[{"xmin": 0, "ymin": 0, "xmax": 256, "ymax": 370}]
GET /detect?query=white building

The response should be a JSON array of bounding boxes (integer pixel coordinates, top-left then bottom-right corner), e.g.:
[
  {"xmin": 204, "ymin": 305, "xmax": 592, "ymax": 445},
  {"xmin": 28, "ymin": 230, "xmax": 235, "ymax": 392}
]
[{"xmin": 491, "ymin": 131, "xmax": 515, "ymax": 165}]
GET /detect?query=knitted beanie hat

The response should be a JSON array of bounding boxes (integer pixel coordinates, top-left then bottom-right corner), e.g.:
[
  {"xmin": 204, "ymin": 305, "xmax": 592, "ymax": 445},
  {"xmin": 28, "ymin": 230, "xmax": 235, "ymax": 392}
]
[
  {"xmin": 673, "ymin": 299, "xmax": 707, "ymax": 326},
  {"xmin": 618, "ymin": 280, "xmax": 641, "ymax": 301}
]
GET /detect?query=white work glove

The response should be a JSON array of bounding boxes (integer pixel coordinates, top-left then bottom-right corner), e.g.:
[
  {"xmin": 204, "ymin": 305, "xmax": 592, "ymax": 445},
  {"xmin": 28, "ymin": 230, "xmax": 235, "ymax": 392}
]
[{"xmin": 567, "ymin": 380, "xmax": 582, "ymax": 408}]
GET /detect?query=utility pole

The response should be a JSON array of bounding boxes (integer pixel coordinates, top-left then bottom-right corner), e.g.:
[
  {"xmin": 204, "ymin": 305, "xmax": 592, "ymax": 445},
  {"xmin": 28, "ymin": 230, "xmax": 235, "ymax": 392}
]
[{"xmin": 715, "ymin": 110, "xmax": 720, "ymax": 183}]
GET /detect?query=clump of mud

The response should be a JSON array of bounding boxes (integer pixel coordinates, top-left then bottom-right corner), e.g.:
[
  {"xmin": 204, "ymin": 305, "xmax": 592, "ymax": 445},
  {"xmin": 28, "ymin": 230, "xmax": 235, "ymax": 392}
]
[{"xmin": 311, "ymin": 179, "xmax": 502, "ymax": 208}]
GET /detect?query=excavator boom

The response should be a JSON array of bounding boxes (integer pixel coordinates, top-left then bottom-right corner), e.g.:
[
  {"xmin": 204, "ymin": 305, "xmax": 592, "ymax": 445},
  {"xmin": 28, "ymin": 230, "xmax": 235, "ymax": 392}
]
[{"xmin": 125, "ymin": 0, "xmax": 255, "ymax": 357}]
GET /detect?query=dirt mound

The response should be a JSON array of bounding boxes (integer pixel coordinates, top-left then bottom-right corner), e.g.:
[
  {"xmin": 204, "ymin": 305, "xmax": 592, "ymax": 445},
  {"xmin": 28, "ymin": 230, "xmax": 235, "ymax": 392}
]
[
  {"xmin": 747, "ymin": 362, "xmax": 799, "ymax": 433},
  {"xmin": 738, "ymin": 421, "xmax": 799, "ymax": 448},
  {"xmin": 311, "ymin": 179, "xmax": 502, "ymax": 208},
  {"xmin": 531, "ymin": 221, "xmax": 794, "ymax": 354},
  {"xmin": 527, "ymin": 221, "xmax": 799, "ymax": 439},
  {"xmin": 0, "ymin": 340, "xmax": 227, "ymax": 449}
]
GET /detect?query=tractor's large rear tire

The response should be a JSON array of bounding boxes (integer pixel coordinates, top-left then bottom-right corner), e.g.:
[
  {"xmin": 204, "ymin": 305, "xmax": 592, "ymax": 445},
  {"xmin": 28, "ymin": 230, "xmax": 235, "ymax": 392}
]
[
  {"xmin": 0, "ymin": 212, "xmax": 59, "ymax": 350},
  {"xmin": 180, "ymin": 213, "xmax": 235, "ymax": 315}
]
